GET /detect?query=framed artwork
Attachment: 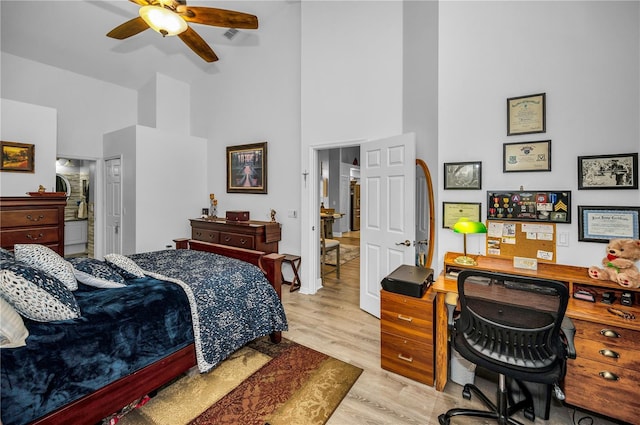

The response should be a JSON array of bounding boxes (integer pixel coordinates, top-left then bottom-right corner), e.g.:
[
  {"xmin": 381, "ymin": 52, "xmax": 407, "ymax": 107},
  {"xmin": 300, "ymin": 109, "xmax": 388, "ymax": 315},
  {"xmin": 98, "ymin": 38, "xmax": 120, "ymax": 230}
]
[
  {"xmin": 503, "ymin": 140, "xmax": 551, "ymax": 172},
  {"xmin": 578, "ymin": 205, "xmax": 640, "ymax": 243},
  {"xmin": 443, "ymin": 161, "xmax": 482, "ymax": 190},
  {"xmin": 226, "ymin": 142, "xmax": 268, "ymax": 194},
  {"xmin": 1, "ymin": 141, "xmax": 35, "ymax": 172},
  {"xmin": 578, "ymin": 153, "xmax": 638, "ymax": 190},
  {"xmin": 507, "ymin": 92, "xmax": 546, "ymax": 135},
  {"xmin": 487, "ymin": 190, "xmax": 571, "ymax": 223},
  {"xmin": 442, "ymin": 202, "xmax": 481, "ymax": 228}
]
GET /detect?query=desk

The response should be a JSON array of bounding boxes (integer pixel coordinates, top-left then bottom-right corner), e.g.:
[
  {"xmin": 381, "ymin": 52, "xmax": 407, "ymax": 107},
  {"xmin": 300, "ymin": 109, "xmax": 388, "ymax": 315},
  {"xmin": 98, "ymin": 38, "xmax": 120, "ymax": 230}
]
[{"xmin": 431, "ymin": 252, "xmax": 640, "ymax": 423}]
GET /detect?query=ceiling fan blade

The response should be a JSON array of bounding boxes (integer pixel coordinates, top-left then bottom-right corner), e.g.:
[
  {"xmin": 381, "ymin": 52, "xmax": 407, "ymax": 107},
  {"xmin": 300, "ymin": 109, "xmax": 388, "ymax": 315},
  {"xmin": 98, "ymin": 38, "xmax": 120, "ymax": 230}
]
[
  {"xmin": 107, "ymin": 16, "xmax": 149, "ymax": 39},
  {"xmin": 181, "ymin": 7, "xmax": 258, "ymax": 29},
  {"xmin": 178, "ymin": 27, "xmax": 219, "ymax": 62}
]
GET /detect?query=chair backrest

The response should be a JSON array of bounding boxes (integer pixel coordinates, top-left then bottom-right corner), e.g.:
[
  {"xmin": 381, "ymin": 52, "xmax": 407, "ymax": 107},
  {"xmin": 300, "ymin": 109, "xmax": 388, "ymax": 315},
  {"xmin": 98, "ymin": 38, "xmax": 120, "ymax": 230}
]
[{"xmin": 455, "ymin": 269, "xmax": 569, "ymax": 373}]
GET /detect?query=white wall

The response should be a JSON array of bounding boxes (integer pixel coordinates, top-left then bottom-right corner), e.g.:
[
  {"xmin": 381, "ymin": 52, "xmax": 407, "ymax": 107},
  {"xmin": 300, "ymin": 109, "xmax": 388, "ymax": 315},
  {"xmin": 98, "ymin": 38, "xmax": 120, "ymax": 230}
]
[
  {"xmin": 0, "ymin": 99, "xmax": 57, "ymax": 196},
  {"xmin": 1, "ymin": 53, "xmax": 137, "ymax": 159},
  {"xmin": 438, "ymin": 1, "xmax": 640, "ymax": 269},
  {"xmin": 191, "ymin": 1, "xmax": 302, "ymax": 256}
]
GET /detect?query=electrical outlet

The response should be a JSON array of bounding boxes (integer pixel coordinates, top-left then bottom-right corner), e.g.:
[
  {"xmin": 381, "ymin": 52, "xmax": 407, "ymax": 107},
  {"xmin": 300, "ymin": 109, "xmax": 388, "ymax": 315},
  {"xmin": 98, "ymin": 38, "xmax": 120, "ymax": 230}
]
[{"xmin": 288, "ymin": 210, "xmax": 297, "ymax": 218}]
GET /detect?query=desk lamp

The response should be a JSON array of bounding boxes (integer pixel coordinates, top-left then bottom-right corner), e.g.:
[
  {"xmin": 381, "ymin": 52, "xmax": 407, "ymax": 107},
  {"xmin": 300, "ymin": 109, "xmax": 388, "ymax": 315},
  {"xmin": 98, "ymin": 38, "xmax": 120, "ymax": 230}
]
[{"xmin": 452, "ymin": 218, "xmax": 487, "ymax": 266}]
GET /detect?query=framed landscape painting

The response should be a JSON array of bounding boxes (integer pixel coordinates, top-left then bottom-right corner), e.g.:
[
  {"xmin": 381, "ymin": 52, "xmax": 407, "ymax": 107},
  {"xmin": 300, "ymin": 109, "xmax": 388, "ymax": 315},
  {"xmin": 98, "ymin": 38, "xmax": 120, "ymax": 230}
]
[
  {"xmin": 226, "ymin": 142, "xmax": 268, "ymax": 194},
  {"xmin": 1, "ymin": 141, "xmax": 35, "ymax": 172}
]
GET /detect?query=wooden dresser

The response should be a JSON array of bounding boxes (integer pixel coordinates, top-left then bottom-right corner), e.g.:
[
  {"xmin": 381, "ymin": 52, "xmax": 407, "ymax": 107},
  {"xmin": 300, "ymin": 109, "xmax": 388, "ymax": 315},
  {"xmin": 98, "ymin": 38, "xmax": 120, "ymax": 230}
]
[
  {"xmin": 189, "ymin": 218, "xmax": 281, "ymax": 254},
  {"xmin": 0, "ymin": 196, "xmax": 67, "ymax": 256},
  {"xmin": 432, "ymin": 252, "xmax": 640, "ymax": 423},
  {"xmin": 380, "ymin": 289, "xmax": 435, "ymax": 386}
]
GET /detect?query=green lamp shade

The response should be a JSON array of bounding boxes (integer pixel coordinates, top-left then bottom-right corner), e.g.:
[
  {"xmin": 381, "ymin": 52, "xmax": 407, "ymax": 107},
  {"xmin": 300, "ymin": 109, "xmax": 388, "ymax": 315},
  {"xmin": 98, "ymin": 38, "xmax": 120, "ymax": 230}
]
[{"xmin": 452, "ymin": 218, "xmax": 487, "ymax": 265}]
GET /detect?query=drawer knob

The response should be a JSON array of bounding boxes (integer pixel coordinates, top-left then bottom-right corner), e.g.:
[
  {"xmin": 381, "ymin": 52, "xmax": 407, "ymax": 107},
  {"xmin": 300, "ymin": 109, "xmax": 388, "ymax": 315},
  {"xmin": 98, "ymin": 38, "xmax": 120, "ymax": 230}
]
[
  {"xmin": 26, "ymin": 214, "xmax": 45, "ymax": 222},
  {"xmin": 599, "ymin": 349, "xmax": 620, "ymax": 359},
  {"xmin": 195, "ymin": 231, "xmax": 202, "ymax": 237},
  {"xmin": 397, "ymin": 314, "xmax": 413, "ymax": 322},
  {"xmin": 26, "ymin": 233, "xmax": 44, "ymax": 241},
  {"xmin": 397, "ymin": 353, "xmax": 413, "ymax": 363},
  {"xmin": 599, "ymin": 371, "xmax": 619, "ymax": 381},
  {"xmin": 600, "ymin": 329, "xmax": 620, "ymax": 338},
  {"xmin": 240, "ymin": 238, "xmax": 247, "ymax": 245},
  {"xmin": 224, "ymin": 236, "xmax": 231, "ymax": 242}
]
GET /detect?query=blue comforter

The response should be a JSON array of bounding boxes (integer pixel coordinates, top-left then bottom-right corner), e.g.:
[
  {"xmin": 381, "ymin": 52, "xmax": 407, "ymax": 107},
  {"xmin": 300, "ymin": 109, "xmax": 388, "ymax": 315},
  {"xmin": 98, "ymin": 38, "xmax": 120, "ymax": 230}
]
[{"xmin": 0, "ymin": 250, "xmax": 288, "ymax": 425}]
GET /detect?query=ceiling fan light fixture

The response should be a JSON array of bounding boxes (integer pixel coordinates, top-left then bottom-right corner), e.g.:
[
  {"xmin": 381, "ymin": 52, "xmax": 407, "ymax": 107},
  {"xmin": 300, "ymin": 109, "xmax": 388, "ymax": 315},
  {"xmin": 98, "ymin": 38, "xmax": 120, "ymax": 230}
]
[{"xmin": 139, "ymin": 5, "xmax": 187, "ymax": 37}]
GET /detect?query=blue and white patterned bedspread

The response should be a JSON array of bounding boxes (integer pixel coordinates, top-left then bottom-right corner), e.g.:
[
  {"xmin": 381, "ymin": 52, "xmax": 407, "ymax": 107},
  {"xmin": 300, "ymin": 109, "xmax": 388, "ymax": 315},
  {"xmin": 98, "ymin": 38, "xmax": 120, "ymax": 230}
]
[{"xmin": 129, "ymin": 249, "xmax": 288, "ymax": 373}]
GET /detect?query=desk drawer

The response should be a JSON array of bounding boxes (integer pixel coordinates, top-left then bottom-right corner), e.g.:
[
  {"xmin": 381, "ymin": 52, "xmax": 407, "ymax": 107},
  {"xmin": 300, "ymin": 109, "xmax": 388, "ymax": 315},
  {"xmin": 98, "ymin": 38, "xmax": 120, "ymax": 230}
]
[
  {"xmin": 220, "ymin": 232, "xmax": 254, "ymax": 249},
  {"xmin": 573, "ymin": 337, "xmax": 640, "ymax": 369},
  {"xmin": 381, "ymin": 331, "xmax": 433, "ymax": 385},
  {"xmin": 565, "ymin": 357, "xmax": 640, "ymax": 424},
  {"xmin": 1, "ymin": 209, "xmax": 60, "ymax": 228},
  {"xmin": 1, "ymin": 227, "xmax": 60, "ymax": 246},
  {"xmin": 381, "ymin": 293, "xmax": 433, "ymax": 342},
  {"xmin": 573, "ymin": 319, "xmax": 640, "ymax": 351},
  {"xmin": 192, "ymin": 228, "xmax": 219, "ymax": 243}
]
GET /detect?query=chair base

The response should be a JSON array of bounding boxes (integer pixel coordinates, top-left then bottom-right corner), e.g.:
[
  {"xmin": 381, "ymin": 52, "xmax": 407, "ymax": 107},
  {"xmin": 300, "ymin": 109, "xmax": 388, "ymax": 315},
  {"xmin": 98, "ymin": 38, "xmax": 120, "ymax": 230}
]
[{"xmin": 439, "ymin": 375, "xmax": 535, "ymax": 425}]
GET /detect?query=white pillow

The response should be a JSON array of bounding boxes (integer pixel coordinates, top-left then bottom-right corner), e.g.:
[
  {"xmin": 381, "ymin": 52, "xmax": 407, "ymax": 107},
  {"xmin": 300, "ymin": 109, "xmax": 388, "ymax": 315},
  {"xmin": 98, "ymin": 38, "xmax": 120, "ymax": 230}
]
[
  {"xmin": 68, "ymin": 258, "xmax": 126, "ymax": 289},
  {"xmin": 0, "ymin": 296, "xmax": 29, "ymax": 348},
  {"xmin": 104, "ymin": 254, "xmax": 146, "ymax": 279},
  {"xmin": 14, "ymin": 244, "xmax": 78, "ymax": 291}
]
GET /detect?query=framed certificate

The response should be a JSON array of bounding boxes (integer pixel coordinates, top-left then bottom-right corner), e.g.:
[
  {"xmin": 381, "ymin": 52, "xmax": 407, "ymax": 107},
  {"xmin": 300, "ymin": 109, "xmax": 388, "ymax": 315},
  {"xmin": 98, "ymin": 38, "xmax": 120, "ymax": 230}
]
[
  {"xmin": 442, "ymin": 202, "xmax": 481, "ymax": 228},
  {"xmin": 503, "ymin": 140, "xmax": 551, "ymax": 172},
  {"xmin": 578, "ymin": 206, "xmax": 640, "ymax": 243},
  {"xmin": 507, "ymin": 93, "xmax": 546, "ymax": 135}
]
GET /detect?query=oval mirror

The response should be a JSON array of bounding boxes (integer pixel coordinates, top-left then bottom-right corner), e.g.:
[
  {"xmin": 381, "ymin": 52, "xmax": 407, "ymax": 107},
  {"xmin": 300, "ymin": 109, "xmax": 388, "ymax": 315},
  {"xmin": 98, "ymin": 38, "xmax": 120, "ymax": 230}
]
[
  {"xmin": 56, "ymin": 174, "xmax": 71, "ymax": 198},
  {"xmin": 416, "ymin": 159, "xmax": 435, "ymax": 268}
]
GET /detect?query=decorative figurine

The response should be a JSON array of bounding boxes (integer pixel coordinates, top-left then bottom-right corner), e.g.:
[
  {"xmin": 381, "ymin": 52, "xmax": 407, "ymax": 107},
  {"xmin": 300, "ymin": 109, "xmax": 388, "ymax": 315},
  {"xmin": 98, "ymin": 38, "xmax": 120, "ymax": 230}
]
[
  {"xmin": 270, "ymin": 209, "xmax": 277, "ymax": 222},
  {"xmin": 209, "ymin": 194, "xmax": 218, "ymax": 218}
]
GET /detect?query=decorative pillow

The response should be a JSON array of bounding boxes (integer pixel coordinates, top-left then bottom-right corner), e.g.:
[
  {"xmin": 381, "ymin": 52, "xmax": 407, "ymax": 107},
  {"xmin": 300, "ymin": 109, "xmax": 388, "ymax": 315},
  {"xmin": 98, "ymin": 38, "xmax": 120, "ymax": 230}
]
[
  {"xmin": 0, "ymin": 296, "xmax": 29, "ymax": 348},
  {"xmin": 104, "ymin": 254, "xmax": 146, "ymax": 279},
  {"xmin": 14, "ymin": 244, "xmax": 78, "ymax": 291},
  {"xmin": 68, "ymin": 258, "xmax": 126, "ymax": 288},
  {"xmin": 0, "ymin": 262, "xmax": 81, "ymax": 322},
  {"xmin": 0, "ymin": 247, "xmax": 14, "ymax": 261}
]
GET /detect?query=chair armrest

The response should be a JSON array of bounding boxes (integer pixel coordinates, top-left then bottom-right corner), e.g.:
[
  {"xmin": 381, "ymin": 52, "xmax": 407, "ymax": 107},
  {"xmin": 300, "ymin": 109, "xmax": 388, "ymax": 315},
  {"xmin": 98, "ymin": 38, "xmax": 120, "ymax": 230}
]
[{"xmin": 561, "ymin": 316, "xmax": 576, "ymax": 359}]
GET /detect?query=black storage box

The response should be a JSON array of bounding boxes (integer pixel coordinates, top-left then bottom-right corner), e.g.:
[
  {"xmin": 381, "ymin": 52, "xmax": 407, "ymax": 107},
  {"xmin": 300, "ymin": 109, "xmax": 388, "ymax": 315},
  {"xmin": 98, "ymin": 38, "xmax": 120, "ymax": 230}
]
[{"xmin": 381, "ymin": 265, "xmax": 434, "ymax": 298}]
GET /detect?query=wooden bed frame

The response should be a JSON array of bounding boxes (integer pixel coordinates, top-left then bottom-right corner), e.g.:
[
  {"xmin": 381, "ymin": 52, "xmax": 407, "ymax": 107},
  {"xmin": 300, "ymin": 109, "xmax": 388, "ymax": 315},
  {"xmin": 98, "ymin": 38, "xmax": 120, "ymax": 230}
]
[{"xmin": 29, "ymin": 239, "xmax": 284, "ymax": 425}]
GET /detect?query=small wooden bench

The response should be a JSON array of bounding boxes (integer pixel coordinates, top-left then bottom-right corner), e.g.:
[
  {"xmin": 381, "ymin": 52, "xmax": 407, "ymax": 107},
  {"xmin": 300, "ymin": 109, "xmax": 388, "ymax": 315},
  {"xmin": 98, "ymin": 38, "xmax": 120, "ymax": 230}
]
[{"xmin": 281, "ymin": 254, "xmax": 301, "ymax": 292}]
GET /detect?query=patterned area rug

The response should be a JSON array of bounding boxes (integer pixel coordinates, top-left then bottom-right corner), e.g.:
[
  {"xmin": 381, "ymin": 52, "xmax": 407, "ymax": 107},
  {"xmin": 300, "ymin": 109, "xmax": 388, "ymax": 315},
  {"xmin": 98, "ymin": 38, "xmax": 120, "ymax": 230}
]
[
  {"xmin": 115, "ymin": 337, "xmax": 362, "ymax": 425},
  {"xmin": 324, "ymin": 244, "xmax": 359, "ymax": 266}
]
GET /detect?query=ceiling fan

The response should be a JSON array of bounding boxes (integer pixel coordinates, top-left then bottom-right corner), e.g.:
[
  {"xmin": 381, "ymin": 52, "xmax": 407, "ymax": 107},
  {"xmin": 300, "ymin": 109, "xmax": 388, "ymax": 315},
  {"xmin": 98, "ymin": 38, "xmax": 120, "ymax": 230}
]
[{"xmin": 106, "ymin": 0, "xmax": 258, "ymax": 62}]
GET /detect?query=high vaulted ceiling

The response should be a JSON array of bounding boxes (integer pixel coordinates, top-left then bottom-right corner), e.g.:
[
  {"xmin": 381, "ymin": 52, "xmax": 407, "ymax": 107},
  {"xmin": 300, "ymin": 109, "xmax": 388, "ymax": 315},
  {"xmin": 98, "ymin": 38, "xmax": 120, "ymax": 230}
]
[{"xmin": 1, "ymin": 1, "xmax": 265, "ymax": 90}]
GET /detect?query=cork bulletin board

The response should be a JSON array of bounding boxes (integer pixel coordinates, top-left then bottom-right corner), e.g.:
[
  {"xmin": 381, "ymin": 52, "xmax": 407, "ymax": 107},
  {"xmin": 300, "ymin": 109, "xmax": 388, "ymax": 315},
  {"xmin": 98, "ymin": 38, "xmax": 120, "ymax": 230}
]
[{"xmin": 486, "ymin": 221, "xmax": 557, "ymax": 263}]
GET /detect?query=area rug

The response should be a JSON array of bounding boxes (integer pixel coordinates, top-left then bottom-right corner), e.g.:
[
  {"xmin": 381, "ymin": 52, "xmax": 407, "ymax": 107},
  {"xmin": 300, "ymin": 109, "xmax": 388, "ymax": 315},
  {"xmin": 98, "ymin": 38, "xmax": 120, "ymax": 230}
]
[
  {"xmin": 114, "ymin": 337, "xmax": 362, "ymax": 425},
  {"xmin": 324, "ymin": 244, "xmax": 359, "ymax": 266}
]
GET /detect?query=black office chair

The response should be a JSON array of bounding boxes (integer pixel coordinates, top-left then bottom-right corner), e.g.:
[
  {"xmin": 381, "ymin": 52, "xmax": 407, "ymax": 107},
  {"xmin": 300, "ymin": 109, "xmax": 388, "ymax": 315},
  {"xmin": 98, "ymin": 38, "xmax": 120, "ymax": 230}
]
[{"xmin": 439, "ymin": 270, "xmax": 571, "ymax": 425}]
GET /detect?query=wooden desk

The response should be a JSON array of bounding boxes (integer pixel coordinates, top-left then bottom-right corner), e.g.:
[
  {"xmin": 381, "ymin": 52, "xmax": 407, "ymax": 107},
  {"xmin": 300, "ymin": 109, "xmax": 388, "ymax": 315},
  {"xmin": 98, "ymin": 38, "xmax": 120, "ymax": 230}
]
[{"xmin": 431, "ymin": 252, "xmax": 640, "ymax": 423}]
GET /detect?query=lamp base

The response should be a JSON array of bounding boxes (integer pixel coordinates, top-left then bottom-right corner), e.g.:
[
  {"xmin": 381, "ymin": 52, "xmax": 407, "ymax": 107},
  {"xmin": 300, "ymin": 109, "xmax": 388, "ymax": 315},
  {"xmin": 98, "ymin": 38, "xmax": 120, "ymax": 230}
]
[{"xmin": 454, "ymin": 255, "xmax": 477, "ymax": 266}]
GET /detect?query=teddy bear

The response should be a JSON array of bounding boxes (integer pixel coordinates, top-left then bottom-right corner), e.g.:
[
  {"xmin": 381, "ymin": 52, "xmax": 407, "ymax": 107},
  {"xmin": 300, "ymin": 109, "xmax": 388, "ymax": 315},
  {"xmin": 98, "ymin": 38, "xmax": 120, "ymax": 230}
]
[{"xmin": 588, "ymin": 238, "xmax": 640, "ymax": 289}]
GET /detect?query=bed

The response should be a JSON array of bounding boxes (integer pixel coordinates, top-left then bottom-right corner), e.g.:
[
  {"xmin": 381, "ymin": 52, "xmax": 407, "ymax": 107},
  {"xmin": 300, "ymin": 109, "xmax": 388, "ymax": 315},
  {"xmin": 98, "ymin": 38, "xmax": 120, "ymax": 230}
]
[{"xmin": 0, "ymin": 238, "xmax": 287, "ymax": 425}]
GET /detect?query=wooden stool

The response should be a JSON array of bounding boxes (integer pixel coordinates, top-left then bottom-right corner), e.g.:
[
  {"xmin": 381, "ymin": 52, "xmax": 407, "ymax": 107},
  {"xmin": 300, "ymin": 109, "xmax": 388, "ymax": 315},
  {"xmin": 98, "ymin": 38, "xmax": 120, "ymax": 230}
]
[{"xmin": 281, "ymin": 254, "xmax": 301, "ymax": 292}]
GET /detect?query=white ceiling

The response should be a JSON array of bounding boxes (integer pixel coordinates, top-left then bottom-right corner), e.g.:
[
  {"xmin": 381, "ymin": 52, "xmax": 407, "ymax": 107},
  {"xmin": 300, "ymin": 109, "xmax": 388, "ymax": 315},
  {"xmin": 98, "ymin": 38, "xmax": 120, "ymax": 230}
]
[{"xmin": 1, "ymin": 0, "xmax": 266, "ymax": 90}]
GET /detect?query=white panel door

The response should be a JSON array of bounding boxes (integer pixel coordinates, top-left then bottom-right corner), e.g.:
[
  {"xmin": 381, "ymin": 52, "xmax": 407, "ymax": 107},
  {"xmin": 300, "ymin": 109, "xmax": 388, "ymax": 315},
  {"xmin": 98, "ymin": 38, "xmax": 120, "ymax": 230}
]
[
  {"xmin": 360, "ymin": 133, "xmax": 416, "ymax": 317},
  {"xmin": 105, "ymin": 158, "xmax": 122, "ymax": 255}
]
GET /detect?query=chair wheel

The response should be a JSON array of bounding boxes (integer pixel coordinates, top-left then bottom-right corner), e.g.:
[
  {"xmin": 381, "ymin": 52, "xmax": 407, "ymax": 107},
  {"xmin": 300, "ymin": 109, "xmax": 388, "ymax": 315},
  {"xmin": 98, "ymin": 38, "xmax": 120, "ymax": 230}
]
[
  {"xmin": 524, "ymin": 407, "xmax": 535, "ymax": 421},
  {"xmin": 462, "ymin": 387, "xmax": 472, "ymax": 400},
  {"xmin": 438, "ymin": 414, "xmax": 449, "ymax": 425}
]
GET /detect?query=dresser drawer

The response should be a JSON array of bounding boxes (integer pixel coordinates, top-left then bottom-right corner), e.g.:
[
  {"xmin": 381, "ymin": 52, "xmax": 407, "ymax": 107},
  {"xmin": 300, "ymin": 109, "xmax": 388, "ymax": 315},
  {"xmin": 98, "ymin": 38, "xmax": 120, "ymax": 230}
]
[
  {"xmin": 192, "ymin": 228, "xmax": 219, "ymax": 243},
  {"xmin": 573, "ymin": 319, "xmax": 640, "ymax": 351},
  {"xmin": 381, "ymin": 331, "xmax": 434, "ymax": 385},
  {"xmin": 1, "ymin": 227, "xmax": 61, "ymax": 246},
  {"xmin": 565, "ymin": 357, "xmax": 640, "ymax": 424},
  {"xmin": 1, "ymin": 209, "xmax": 60, "ymax": 228},
  {"xmin": 220, "ymin": 232, "xmax": 255, "ymax": 249}
]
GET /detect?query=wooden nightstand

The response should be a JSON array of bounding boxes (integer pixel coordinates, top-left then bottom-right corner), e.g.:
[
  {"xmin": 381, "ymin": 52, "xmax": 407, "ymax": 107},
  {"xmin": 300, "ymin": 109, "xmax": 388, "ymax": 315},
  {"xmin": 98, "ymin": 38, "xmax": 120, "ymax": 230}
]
[{"xmin": 380, "ymin": 289, "xmax": 435, "ymax": 386}]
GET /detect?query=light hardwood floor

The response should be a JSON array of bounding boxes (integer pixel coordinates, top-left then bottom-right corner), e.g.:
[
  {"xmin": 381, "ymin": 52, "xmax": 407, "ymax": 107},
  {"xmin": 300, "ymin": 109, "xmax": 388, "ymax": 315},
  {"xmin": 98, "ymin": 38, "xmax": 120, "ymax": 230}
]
[{"xmin": 280, "ymin": 233, "xmax": 620, "ymax": 425}]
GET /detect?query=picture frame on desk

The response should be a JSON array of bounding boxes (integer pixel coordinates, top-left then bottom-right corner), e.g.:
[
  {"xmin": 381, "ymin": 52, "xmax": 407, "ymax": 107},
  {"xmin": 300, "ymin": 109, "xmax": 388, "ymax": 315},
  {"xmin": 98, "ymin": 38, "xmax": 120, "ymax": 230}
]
[
  {"xmin": 226, "ymin": 142, "xmax": 267, "ymax": 194},
  {"xmin": 578, "ymin": 205, "xmax": 640, "ymax": 243},
  {"xmin": 577, "ymin": 152, "xmax": 638, "ymax": 190}
]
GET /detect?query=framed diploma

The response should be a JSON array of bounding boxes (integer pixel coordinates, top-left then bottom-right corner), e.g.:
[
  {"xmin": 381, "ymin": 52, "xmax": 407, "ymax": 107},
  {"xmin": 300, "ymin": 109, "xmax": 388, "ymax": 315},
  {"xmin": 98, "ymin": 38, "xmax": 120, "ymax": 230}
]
[
  {"xmin": 443, "ymin": 202, "xmax": 481, "ymax": 228},
  {"xmin": 578, "ymin": 206, "xmax": 640, "ymax": 243},
  {"xmin": 503, "ymin": 140, "xmax": 551, "ymax": 172},
  {"xmin": 507, "ymin": 92, "xmax": 546, "ymax": 135}
]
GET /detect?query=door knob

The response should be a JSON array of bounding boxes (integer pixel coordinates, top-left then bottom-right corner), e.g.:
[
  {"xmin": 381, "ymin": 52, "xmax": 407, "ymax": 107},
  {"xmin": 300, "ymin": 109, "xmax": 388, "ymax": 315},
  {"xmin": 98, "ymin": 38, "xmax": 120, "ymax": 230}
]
[{"xmin": 395, "ymin": 240, "xmax": 411, "ymax": 246}]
